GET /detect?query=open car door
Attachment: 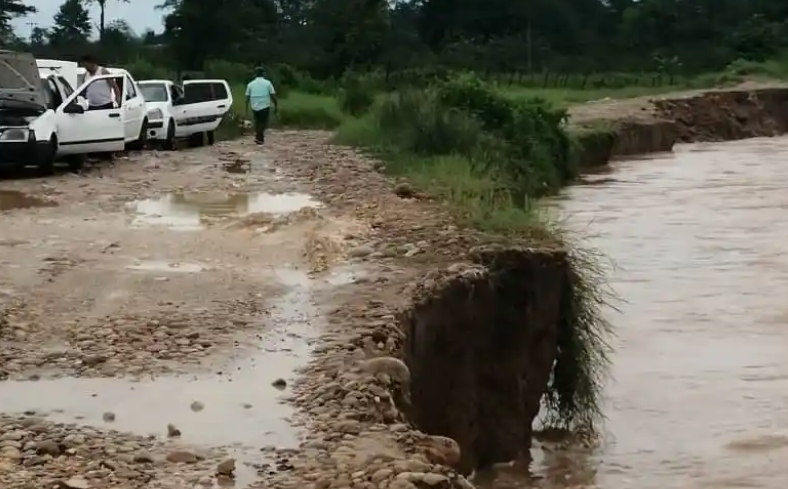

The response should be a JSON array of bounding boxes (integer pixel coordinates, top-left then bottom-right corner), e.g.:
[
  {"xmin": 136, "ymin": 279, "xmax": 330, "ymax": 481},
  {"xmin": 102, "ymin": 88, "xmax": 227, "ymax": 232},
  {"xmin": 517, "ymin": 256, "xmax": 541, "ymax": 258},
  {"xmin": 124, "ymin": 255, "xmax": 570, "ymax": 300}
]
[
  {"xmin": 56, "ymin": 74, "xmax": 125, "ymax": 155},
  {"xmin": 181, "ymin": 79, "xmax": 233, "ymax": 132}
]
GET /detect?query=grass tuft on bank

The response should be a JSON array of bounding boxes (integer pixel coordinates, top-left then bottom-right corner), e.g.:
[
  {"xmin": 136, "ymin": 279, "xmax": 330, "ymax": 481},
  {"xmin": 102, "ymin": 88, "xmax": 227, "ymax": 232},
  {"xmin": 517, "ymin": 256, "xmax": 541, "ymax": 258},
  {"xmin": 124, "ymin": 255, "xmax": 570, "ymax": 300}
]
[{"xmin": 335, "ymin": 74, "xmax": 612, "ymax": 434}]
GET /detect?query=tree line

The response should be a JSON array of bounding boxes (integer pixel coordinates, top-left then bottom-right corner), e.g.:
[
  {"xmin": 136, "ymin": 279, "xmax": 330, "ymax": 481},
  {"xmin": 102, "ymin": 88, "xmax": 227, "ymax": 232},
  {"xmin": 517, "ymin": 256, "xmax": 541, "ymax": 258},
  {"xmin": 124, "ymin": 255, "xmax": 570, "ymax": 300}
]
[{"xmin": 2, "ymin": 0, "xmax": 788, "ymax": 78}]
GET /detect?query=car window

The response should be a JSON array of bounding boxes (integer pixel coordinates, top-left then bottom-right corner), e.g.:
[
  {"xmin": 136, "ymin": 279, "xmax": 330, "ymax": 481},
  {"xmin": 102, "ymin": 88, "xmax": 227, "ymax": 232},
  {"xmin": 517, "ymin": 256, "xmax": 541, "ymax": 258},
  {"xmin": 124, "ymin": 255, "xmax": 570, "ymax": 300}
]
[
  {"xmin": 139, "ymin": 83, "xmax": 169, "ymax": 102},
  {"xmin": 211, "ymin": 82, "xmax": 228, "ymax": 99},
  {"xmin": 171, "ymin": 85, "xmax": 185, "ymax": 102},
  {"xmin": 183, "ymin": 82, "xmax": 228, "ymax": 103},
  {"xmin": 39, "ymin": 80, "xmax": 55, "ymax": 109},
  {"xmin": 125, "ymin": 76, "xmax": 137, "ymax": 100},
  {"xmin": 46, "ymin": 78, "xmax": 63, "ymax": 109},
  {"xmin": 57, "ymin": 76, "xmax": 74, "ymax": 97}
]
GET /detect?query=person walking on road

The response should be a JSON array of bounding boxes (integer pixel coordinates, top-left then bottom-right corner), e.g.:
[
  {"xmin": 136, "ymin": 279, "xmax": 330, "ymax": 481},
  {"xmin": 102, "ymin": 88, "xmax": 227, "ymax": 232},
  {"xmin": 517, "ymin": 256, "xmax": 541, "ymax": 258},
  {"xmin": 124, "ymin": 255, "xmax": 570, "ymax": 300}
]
[{"xmin": 245, "ymin": 67, "xmax": 278, "ymax": 145}]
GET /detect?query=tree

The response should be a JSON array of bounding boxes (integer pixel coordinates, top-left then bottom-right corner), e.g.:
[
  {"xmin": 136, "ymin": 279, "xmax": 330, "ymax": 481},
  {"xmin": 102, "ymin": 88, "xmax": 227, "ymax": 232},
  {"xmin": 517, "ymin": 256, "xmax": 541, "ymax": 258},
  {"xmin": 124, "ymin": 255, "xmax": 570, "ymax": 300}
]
[
  {"xmin": 30, "ymin": 26, "xmax": 49, "ymax": 48},
  {"xmin": 49, "ymin": 0, "xmax": 93, "ymax": 52},
  {"xmin": 0, "ymin": 0, "xmax": 36, "ymax": 44},
  {"xmin": 87, "ymin": 0, "xmax": 130, "ymax": 42}
]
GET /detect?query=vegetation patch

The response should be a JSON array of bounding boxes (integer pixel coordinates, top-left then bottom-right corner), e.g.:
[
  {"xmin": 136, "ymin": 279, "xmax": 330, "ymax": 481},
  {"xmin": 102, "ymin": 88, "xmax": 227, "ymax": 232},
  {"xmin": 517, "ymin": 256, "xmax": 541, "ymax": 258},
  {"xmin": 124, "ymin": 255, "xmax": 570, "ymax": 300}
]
[{"xmin": 336, "ymin": 75, "xmax": 612, "ymax": 434}]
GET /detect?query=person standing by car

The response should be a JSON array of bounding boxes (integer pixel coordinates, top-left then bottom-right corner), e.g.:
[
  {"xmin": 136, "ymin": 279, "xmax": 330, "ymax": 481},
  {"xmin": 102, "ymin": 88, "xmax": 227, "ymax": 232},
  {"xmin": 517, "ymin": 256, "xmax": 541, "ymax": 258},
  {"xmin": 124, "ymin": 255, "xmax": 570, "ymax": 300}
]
[
  {"xmin": 79, "ymin": 54, "xmax": 122, "ymax": 111},
  {"xmin": 245, "ymin": 66, "xmax": 278, "ymax": 145}
]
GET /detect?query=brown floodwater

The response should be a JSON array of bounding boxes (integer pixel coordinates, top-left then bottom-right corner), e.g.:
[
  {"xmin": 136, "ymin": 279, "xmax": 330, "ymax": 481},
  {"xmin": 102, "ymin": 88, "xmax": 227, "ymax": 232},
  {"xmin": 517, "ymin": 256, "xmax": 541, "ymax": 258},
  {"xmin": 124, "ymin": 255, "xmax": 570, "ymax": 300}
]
[{"xmin": 483, "ymin": 136, "xmax": 788, "ymax": 488}]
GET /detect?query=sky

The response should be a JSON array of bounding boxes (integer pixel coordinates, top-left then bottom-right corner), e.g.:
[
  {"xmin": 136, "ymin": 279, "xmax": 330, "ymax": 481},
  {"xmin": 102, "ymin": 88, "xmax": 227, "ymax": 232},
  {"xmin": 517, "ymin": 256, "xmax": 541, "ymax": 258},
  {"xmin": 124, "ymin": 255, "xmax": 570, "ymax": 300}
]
[{"xmin": 11, "ymin": 0, "xmax": 166, "ymax": 38}]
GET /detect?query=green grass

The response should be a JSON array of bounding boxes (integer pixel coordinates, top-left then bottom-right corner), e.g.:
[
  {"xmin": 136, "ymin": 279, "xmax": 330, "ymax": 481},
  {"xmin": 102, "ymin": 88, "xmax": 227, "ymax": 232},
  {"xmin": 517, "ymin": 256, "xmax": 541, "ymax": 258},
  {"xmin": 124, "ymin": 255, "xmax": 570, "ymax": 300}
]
[
  {"xmin": 230, "ymin": 85, "xmax": 344, "ymax": 130},
  {"xmin": 501, "ymin": 85, "xmax": 699, "ymax": 107}
]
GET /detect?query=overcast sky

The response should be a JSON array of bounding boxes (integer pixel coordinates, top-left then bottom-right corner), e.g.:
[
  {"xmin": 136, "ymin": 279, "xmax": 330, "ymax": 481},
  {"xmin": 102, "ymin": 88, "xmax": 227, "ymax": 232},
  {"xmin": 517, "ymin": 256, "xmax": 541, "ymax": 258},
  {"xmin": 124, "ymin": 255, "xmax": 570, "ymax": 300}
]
[{"xmin": 12, "ymin": 0, "xmax": 166, "ymax": 38}]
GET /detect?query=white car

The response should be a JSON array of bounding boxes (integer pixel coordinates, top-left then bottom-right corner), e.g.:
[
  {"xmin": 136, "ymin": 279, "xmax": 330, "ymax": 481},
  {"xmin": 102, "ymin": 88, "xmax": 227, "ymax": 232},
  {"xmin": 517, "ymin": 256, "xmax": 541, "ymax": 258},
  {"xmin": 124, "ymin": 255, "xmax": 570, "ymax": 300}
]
[
  {"xmin": 75, "ymin": 66, "xmax": 148, "ymax": 150},
  {"xmin": 0, "ymin": 50, "xmax": 147, "ymax": 174},
  {"xmin": 138, "ymin": 79, "xmax": 233, "ymax": 150}
]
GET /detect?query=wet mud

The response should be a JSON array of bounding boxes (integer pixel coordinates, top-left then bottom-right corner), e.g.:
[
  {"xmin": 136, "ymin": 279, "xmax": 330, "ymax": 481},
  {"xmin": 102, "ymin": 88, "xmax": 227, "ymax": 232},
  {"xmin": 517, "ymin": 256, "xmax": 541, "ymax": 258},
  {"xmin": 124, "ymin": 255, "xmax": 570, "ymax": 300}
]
[{"xmin": 0, "ymin": 190, "xmax": 57, "ymax": 211}]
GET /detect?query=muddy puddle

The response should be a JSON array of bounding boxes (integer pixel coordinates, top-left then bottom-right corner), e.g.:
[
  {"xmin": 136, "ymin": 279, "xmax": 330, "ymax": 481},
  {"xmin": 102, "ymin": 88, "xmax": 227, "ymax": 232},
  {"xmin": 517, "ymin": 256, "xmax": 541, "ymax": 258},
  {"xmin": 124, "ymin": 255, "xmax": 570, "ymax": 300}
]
[
  {"xmin": 130, "ymin": 191, "xmax": 321, "ymax": 229},
  {"xmin": 477, "ymin": 136, "xmax": 788, "ymax": 488},
  {"xmin": 0, "ymin": 190, "xmax": 57, "ymax": 211},
  {"xmin": 0, "ymin": 264, "xmax": 365, "ymax": 486}
]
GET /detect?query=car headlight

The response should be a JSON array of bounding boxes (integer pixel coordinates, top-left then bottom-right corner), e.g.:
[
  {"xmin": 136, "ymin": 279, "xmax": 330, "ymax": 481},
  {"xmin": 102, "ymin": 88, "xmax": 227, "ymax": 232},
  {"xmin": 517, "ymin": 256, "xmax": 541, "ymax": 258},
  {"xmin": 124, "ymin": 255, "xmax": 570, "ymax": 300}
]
[
  {"xmin": 147, "ymin": 108, "xmax": 163, "ymax": 120},
  {"xmin": 0, "ymin": 128, "xmax": 29, "ymax": 141}
]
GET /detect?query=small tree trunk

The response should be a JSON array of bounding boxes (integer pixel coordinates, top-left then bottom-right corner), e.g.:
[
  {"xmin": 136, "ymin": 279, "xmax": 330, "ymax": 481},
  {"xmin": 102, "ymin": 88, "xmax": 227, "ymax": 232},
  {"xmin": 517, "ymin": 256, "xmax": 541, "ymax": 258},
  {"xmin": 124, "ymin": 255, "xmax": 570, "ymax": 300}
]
[{"xmin": 99, "ymin": 2, "xmax": 106, "ymax": 41}]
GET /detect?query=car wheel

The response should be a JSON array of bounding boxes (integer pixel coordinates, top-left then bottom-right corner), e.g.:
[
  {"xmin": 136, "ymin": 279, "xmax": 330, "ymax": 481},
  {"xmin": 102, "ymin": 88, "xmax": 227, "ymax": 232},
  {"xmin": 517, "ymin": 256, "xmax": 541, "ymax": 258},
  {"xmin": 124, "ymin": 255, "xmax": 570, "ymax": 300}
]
[
  {"xmin": 66, "ymin": 154, "xmax": 86, "ymax": 172},
  {"xmin": 206, "ymin": 130, "xmax": 215, "ymax": 145},
  {"xmin": 163, "ymin": 119, "xmax": 176, "ymax": 151},
  {"xmin": 127, "ymin": 118, "xmax": 149, "ymax": 151},
  {"xmin": 36, "ymin": 136, "xmax": 56, "ymax": 176},
  {"xmin": 187, "ymin": 132, "xmax": 204, "ymax": 148}
]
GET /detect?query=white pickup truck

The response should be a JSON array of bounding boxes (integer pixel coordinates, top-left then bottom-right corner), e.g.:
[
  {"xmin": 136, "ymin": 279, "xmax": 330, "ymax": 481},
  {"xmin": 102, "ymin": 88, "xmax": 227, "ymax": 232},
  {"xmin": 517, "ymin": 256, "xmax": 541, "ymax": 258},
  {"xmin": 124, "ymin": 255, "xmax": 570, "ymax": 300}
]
[{"xmin": 137, "ymin": 78, "xmax": 233, "ymax": 149}]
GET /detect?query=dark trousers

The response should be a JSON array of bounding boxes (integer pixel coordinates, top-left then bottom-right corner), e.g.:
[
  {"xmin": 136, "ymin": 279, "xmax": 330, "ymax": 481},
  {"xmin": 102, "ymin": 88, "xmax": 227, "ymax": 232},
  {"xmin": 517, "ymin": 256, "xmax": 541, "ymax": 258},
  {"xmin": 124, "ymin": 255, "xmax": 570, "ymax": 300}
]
[
  {"xmin": 88, "ymin": 102, "xmax": 115, "ymax": 111},
  {"xmin": 253, "ymin": 108, "xmax": 270, "ymax": 143}
]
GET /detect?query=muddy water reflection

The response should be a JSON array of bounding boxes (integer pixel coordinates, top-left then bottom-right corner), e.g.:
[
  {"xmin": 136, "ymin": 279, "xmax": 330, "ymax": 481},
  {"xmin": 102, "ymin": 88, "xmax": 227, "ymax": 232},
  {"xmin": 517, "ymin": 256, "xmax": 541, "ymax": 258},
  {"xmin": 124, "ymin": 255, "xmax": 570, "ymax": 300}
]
[
  {"xmin": 131, "ymin": 192, "xmax": 321, "ymax": 229},
  {"xmin": 545, "ymin": 137, "xmax": 788, "ymax": 488}
]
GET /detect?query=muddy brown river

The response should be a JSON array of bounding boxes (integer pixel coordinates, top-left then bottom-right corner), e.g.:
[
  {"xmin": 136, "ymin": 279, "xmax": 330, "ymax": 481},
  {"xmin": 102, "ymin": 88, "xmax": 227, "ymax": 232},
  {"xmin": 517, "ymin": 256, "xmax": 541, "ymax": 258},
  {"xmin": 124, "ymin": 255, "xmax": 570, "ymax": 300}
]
[{"xmin": 481, "ymin": 136, "xmax": 788, "ymax": 488}]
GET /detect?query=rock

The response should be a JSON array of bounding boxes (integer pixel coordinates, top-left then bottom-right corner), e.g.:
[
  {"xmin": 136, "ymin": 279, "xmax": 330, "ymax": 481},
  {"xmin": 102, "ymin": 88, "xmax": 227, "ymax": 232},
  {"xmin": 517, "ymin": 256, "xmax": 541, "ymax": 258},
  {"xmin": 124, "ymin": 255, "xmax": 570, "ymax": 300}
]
[
  {"xmin": 0, "ymin": 446, "xmax": 21, "ymax": 460},
  {"xmin": 133, "ymin": 451, "xmax": 155, "ymax": 463},
  {"xmin": 166, "ymin": 450, "xmax": 200, "ymax": 463},
  {"xmin": 272, "ymin": 378, "xmax": 287, "ymax": 390},
  {"xmin": 35, "ymin": 440, "xmax": 61, "ymax": 456},
  {"xmin": 394, "ymin": 182, "xmax": 415, "ymax": 198},
  {"xmin": 216, "ymin": 458, "xmax": 236, "ymax": 475},
  {"xmin": 349, "ymin": 245, "xmax": 375, "ymax": 258},
  {"xmin": 167, "ymin": 423, "xmax": 181, "ymax": 437},
  {"xmin": 62, "ymin": 477, "xmax": 90, "ymax": 489},
  {"xmin": 420, "ymin": 473, "xmax": 449, "ymax": 485},
  {"xmin": 102, "ymin": 412, "xmax": 116, "ymax": 422},
  {"xmin": 421, "ymin": 436, "xmax": 461, "ymax": 469},
  {"xmin": 190, "ymin": 401, "xmax": 205, "ymax": 412},
  {"xmin": 358, "ymin": 356, "xmax": 411, "ymax": 384}
]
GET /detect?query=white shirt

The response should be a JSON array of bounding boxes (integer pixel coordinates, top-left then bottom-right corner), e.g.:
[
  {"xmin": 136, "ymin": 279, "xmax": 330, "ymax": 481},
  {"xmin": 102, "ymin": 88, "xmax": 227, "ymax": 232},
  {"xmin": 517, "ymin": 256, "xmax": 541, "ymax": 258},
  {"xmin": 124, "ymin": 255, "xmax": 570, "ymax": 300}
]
[{"xmin": 84, "ymin": 66, "xmax": 114, "ymax": 107}]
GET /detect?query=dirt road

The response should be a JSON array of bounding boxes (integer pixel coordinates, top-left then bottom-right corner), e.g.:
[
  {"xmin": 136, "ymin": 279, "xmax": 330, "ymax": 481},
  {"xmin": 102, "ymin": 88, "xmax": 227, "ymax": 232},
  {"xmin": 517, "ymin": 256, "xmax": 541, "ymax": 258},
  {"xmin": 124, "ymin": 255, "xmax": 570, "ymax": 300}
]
[{"xmin": 0, "ymin": 134, "xmax": 474, "ymax": 488}]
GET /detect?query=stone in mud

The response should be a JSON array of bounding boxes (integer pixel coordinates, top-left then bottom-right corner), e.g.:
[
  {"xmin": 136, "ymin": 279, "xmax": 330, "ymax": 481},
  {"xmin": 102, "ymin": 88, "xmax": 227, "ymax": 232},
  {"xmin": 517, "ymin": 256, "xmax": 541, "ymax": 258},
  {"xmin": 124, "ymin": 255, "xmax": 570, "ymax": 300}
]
[
  {"xmin": 216, "ymin": 458, "xmax": 236, "ymax": 475},
  {"xmin": 272, "ymin": 378, "xmax": 287, "ymax": 390},
  {"xmin": 358, "ymin": 356, "xmax": 411, "ymax": 384},
  {"xmin": 35, "ymin": 439, "xmax": 61, "ymax": 456},
  {"xmin": 132, "ymin": 451, "xmax": 155, "ymax": 463},
  {"xmin": 419, "ymin": 436, "xmax": 461, "ymax": 470},
  {"xmin": 60, "ymin": 477, "xmax": 89, "ymax": 489},
  {"xmin": 349, "ymin": 244, "xmax": 375, "ymax": 258},
  {"xmin": 167, "ymin": 423, "xmax": 181, "ymax": 437},
  {"xmin": 394, "ymin": 182, "xmax": 416, "ymax": 198},
  {"xmin": 166, "ymin": 450, "xmax": 200, "ymax": 463},
  {"xmin": 190, "ymin": 401, "xmax": 205, "ymax": 412},
  {"xmin": 102, "ymin": 412, "xmax": 116, "ymax": 422}
]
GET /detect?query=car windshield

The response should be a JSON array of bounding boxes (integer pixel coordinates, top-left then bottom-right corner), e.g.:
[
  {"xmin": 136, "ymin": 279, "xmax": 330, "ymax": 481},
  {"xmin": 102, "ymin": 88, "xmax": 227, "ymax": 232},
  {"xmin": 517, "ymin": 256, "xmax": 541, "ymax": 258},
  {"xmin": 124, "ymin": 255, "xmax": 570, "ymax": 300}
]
[{"xmin": 139, "ymin": 83, "xmax": 168, "ymax": 102}]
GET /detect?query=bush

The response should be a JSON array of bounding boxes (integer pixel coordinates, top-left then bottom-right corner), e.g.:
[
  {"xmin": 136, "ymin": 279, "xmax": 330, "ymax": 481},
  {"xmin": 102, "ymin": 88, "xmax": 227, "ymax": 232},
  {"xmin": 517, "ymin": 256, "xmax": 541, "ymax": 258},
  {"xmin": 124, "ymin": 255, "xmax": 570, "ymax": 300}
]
[
  {"xmin": 338, "ymin": 76, "xmax": 375, "ymax": 116},
  {"xmin": 275, "ymin": 92, "xmax": 344, "ymax": 129},
  {"xmin": 126, "ymin": 58, "xmax": 174, "ymax": 80}
]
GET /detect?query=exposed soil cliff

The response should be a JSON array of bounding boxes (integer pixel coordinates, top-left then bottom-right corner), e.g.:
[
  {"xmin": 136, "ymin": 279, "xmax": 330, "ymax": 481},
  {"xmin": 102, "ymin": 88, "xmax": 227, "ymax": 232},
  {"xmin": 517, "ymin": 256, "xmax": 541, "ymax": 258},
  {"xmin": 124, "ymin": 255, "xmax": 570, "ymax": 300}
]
[
  {"xmin": 571, "ymin": 84, "xmax": 788, "ymax": 167},
  {"xmin": 399, "ymin": 247, "xmax": 570, "ymax": 474}
]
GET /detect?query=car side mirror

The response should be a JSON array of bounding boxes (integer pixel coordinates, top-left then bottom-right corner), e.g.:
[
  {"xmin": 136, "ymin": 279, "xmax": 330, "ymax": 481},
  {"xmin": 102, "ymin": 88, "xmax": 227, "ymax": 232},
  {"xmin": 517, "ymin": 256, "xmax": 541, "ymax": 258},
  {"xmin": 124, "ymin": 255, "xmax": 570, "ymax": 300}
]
[{"xmin": 63, "ymin": 102, "xmax": 85, "ymax": 114}]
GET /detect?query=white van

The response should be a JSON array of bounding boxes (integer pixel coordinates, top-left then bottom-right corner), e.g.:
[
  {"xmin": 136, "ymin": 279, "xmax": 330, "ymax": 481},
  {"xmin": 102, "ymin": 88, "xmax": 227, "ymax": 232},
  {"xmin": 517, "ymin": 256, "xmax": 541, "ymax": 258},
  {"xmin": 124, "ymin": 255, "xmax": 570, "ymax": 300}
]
[
  {"xmin": 0, "ymin": 50, "xmax": 148, "ymax": 174},
  {"xmin": 138, "ymin": 78, "xmax": 233, "ymax": 149}
]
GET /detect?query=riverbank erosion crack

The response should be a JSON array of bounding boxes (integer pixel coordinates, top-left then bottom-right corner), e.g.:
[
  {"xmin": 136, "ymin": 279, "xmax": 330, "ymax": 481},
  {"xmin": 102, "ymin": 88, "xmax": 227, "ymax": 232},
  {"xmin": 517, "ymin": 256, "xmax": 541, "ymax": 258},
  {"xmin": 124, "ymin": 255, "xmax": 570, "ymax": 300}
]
[
  {"xmin": 398, "ymin": 246, "xmax": 608, "ymax": 474},
  {"xmin": 572, "ymin": 85, "xmax": 788, "ymax": 167}
]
